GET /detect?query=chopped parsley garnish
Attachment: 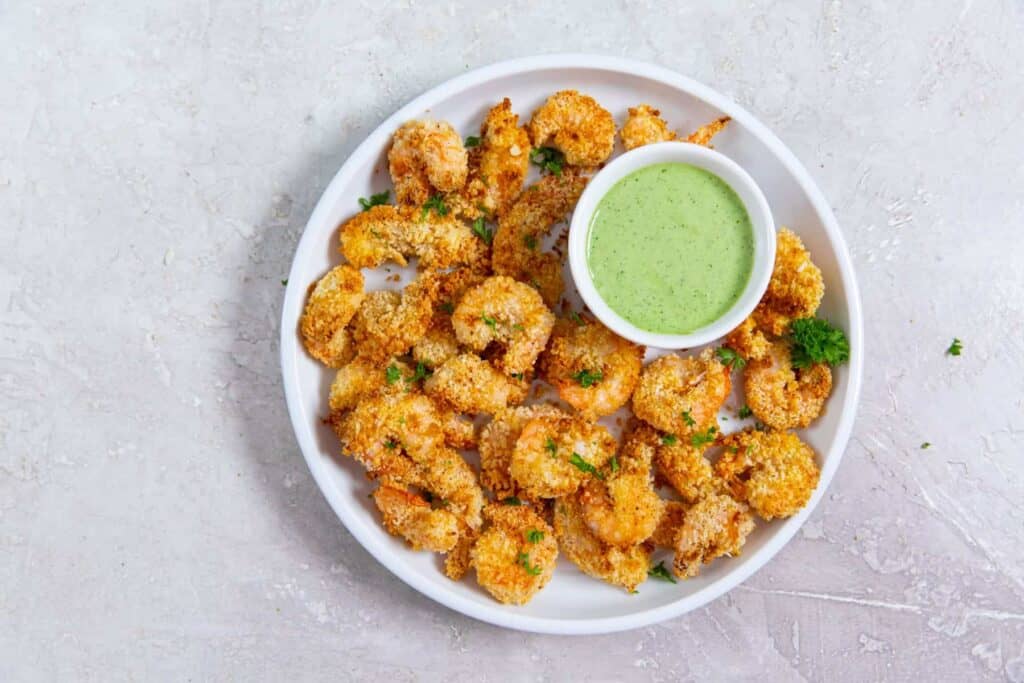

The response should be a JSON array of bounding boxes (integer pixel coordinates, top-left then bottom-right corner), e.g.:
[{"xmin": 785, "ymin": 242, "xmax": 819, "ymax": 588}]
[
  {"xmin": 738, "ymin": 405, "xmax": 753, "ymax": 419},
  {"xmin": 517, "ymin": 552, "xmax": 543, "ymax": 576},
  {"xmin": 439, "ymin": 301, "xmax": 455, "ymax": 314},
  {"xmin": 464, "ymin": 135, "xmax": 481, "ymax": 148},
  {"xmin": 544, "ymin": 437, "xmax": 558, "ymax": 457},
  {"xmin": 512, "ymin": 323, "xmax": 525, "ymax": 331},
  {"xmin": 661, "ymin": 434, "xmax": 678, "ymax": 446},
  {"xmin": 789, "ymin": 317, "xmax": 850, "ymax": 368},
  {"xmin": 503, "ymin": 496, "xmax": 522, "ymax": 506},
  {"xmin": 384, "ymin": 439, "xmax": 398, "ymax": 450},
  {"xmin": 681, "ymin": 410, "xmax": 696, "ymax": 427},
  {"xmin": 690, "ymin": 426, "xmax": 717, "ymax": 448},
  {"xmin": 715, "ymin": 346, "xmax": 746, "ymax": 370},
  {"xmin": 404, "ymin": 362, "xmax": 433, "ymax": 385},
  {"xmin": 523, "ymin": 234, "xmax": 538, "ymax": 250},
  {"xmin": 571, "ymin": 368, "xmax": 603, "ymax": 388},
  {"xmin": 280, "ymin": 279, "xmax": 288, "ymax": 286},
  {"xmin": 472, "ymin": 217, "xmax": 493, "ymax": 245},
  {"xmin": 568, "ymin": 310, "xmax": 584, "ymax": 326},
  {"xmin": 921, "ymin": 442, "xmax": 931, "ymax": 450},
  {"xmin": 481, "ymin": 313, "xmax": 497, "ymax": 329},
  {"xmin": 609, "ymin": 456, "xmax": 620, "ymax": 473},
  {"xmin": 358, "ymin": 190, "xmax": 390, "ymax": 211},
  {"xmin": 510, "ymin": 372, "xmax": 525, "ymax": 380},
  {"xmin": 947, "ymin": 338, "xmax": 963, "ymax": 356},
  {"xmin": 648, "ymin": 561, "xmax": 677, "ymax": 583},
  {"xmin": 568, "ymin": 452, "xmax": 604, "ymax": 479},
  {"xmin": 525, "ymin": 529, "xmax": 544, "ymax": 544},
  {"xmin": 421, "ymin": 194, "xmax": 449, "ymax": 218},
  {"xmin": 385, "ymin": 364, "xmax": 402, "ymax": 384},
  {"xmin": 529, "ymin": 146, "xmax": 565, "ymax": 176}
]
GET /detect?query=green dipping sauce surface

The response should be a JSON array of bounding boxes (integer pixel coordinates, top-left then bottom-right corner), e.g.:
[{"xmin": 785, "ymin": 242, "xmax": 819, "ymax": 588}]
[{"xmin": 586, "ymin": 162, "xmax": 754, "ymax": 334}]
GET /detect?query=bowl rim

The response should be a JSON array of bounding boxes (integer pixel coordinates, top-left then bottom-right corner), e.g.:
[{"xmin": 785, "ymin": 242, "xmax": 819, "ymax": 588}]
[
  {"xmin": 279, "ymin": 53, "xmax": 864, "ymax": 635},
  {"xmin": 568, "ymin": 142, "xmax": 777, "ymax": 349}
]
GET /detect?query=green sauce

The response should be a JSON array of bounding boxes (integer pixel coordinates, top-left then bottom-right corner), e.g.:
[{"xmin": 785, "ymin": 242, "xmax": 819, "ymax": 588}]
[{"xmin": 586, "ymin": 162, "xmax": 754, "ymax": 334}]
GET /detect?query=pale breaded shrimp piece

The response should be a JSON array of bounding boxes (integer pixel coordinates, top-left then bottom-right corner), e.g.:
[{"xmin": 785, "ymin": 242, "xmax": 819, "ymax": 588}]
[
  {"xmin": 451, "ymin": 275, "xmax": 555, "ymax": 376},
  {"xmin": 388, "ymin": 119, "xmax": 468, "ymax": 206},
  {"xmin": 620, "ymin": 104, "xmax": 677, "ymax": 150},
  {"xmin": 424, "ymin": 353, "xmax": 530, "ymax": 415},
  {"xmin": 412, "ymin": 267, "xmax": 488, "ymax": 367},
  {"xmin": 539, "ymin": 313, "xmax": 644, "ymax": 418},
  {"xmin": 672, "ymin": 492, "xmax": 755, "ymax": 579},
  {"xmin": 373, "ymin": 485, "xmax": 460, "ymax": 552},
  {"xmin": 724, "ymin": 315, "xmax": 771, "ymax": 363},
  {"xmin": 351, "ymin": 272, "xmax": 440, "ymax": 361},
  {"xmin": 441, "ymin": 410, "xmax": 477, "ymax": 451},
  {"xmin": 510, "ymin": 413, "xmax": 616, "ymax": 499},
  {"xmin": 685, "ymin": 115, "xmax": 731, "ymax": 147},
  {"xmin": 717, "ymin": 429, "xmax": 820, "ymax": 520},
  {"xmin": 752, "ymin": 228, "xmax": 825, "ymax": 337},
  {"xmin": 328, "ymin": 356, "xmax": 410, "ymax": 412},
  {"xmin": 744, "ymin": 339, "xmax": 832, "ymax": 430},
  {"xmin": 632, "ymin": 348, "xmax": 732, "ymax": 436},
  {"xmin": 492, "ymin": 174, "xmax": 588, "ymax": 307},
  {"xmin": 528, "ymin": 90, "xmax": 616, "ymax": 168},
  {"xmin": 578, "ymin": 420, "xmax": 665, "ymax": 547},
  {"xmin": 417, "ymin": 445, "xmax": 485, "ymax": 530},
  {"xmin": 443, "ymin": 525, "xmax": 478, "ymax": 581},
  {"xmin": 299, "ymin": 264, "xmax": 365, "ymax": 367},
  {"xmin": 471, "ymin": 503, "xmax": 558, "ymax": 605},
  {"xmin": 655, "ymin": 436, "xmax": 715, "ymax": 504},
  {"xmin": 553, "ymin": 494, "xmax": 651, "ymax": 592},
  {"xmin": 650, "ymin": 500, "xmax": 688, "ymax": 548},
  {"xmin": 479, "ymin": 404, "xmax": 566, "ymax": 501}
]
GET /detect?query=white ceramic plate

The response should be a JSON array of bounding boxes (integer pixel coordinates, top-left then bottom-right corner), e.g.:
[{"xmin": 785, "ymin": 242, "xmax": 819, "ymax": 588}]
[{"xmin": 280, "ymin": 54, "xmax": 863, "ymax": 635}]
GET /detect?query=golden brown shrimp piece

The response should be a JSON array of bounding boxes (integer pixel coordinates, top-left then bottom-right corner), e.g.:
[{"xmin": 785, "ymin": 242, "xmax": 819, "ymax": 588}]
[
  {"xmin": 650, "ymin": 501, "xmax": 688, "ymax": 548},
  {"xmin": 338, "ymin": 392, "xmax": 445, "ymax": 478},
  {"xmin": 328, "ymin": 356, "xmax": 409, "ymax": 413},
  {"xmin": 553, "ymin": 494, "xmax": 651, "ymax": 592},
  {"xmin": 620, "ymin": 104, "xmax": 677, "ymax": 150},
  {"xmin": 451, "ymin": 275, "xmax": 555, "ymax": 376},
  {"xmin": 479, "ymin": 404, "xmax": 566, "ymax": 500},
  {"xmin": 539, "ymin": 313, "xmax": 644, "ymax": 418},
  {"xmin": 632, "ymin": 348, "xmax": 731, "ymax": 436},
  {"xmin": 672, "ymin": 492, "xmax": 755, "ymax": 579},
  {"xmin": 389, "ymin": 119, "xmax": 468, "ymax": 205},
  {"xmin": 424, "ymin": 353, "xmax": 529, "ymax": 415},
  {"xmin": 412, "ymin": 267, "xmax": 488, "ymax": 367},
  {"xmin": 528, "ymin": 90, "xmax": 616, "ymax": 168},
  {"xmin": 471, "ymin": 504, "xmax": 558, "ymax": 605},
  {"xmin": 443, "ymin": 526, "xmax": 478, "ymax": 581},
  {"xmin": 685, "ymin": 115, "xmax": 731, "ymax": 147},
  {"xmin": 350, "ymin": 272, "xmax": 440, "ymax": 361},
  {"xmin": 752, "ymin": 228, "xmax": 825, "ymax": 336},
  {"xmin": 744, "ymin": 339, "xmax": 832, "ymax": 430},
  {"xmin": 655, "ymin": 437, "xmax": 715, "ymax": 504},
  {"xmin": 441, "ymin": 410, "xmax": 476, "ymax": 451},
  {"xmin": 299, "ymin": 264, "xmax": 365, "ymax": 367},
  {"xmin": 724, "ymin": 315, "xmax": 771, "ymax": 363},
  {"xmin": 417, "ymin": 446, "xmax": 485, "ymax": 530},
  {"xmin": 373, "ymin": 485, "xmax": 460, "ymax": 552},
  {"xmin": 491, "ymin": 174, "xmax": 588, "ymax": 307},
  {"xmin": 510, "ymin": 413, "xmax": 616, "ymax": 499},
  {"xmin": 717, "ymin": 429, "xmax": 820, "ymax": 520}
]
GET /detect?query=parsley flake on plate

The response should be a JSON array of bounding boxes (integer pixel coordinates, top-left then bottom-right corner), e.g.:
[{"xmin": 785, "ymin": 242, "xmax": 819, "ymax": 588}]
[
  {"xmin": 464, "ymin": 135, "xmax": 481, "ymax": 148},
  {"xmin": 738, "ymin": 405, "xmax": 753, "ymax": 419},
  {"xmin": 358, "ymin": 190, "xmax": 390, "ymax": 211},
  {"xmin": 648, "ymin": 561, "xmax": 677, "ymax": 583},
  {"xmin": 947, "ymin": 338, "xmax": 963, "ymax": 356}
]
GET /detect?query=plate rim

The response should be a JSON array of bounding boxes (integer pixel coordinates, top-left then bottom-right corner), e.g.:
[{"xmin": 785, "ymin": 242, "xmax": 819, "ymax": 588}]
[{"xmin": 279, "ymin": 53, "xmax": 864, "ymax": 635}]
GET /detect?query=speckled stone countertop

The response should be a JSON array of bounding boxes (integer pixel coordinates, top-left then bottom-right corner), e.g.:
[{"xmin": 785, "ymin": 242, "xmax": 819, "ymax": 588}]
[{"xmin": 2, "ymin": 1, "xmax": 1022, "ymax": 680}]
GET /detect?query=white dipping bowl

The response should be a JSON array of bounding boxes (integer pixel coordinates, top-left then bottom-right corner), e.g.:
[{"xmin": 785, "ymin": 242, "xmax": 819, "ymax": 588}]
[{"xmin": 568, "ymin": 142, "xmax": 776, "ymax": 349}]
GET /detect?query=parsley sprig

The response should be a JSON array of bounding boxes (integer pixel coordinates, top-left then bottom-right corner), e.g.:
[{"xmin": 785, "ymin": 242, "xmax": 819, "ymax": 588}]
[
  {"xmin": 661, "ymin": 434, "xmax": 678, "ymax": 446},
  {"xmin": 404, "ymin": 362, "xmax": 432, "ymax": 385},
  {"xmin": 525, "ymin": 529, "xmax": 544, "ymax": 544},
  {"xmin": 715, "ymin": 346, "xmax": 746, "ymax": 370},
  {"xmin": 464, "ymin": 135, "xmax": 481, "ymax": 148},
  {"xmin": 529, "ymin": 146, "xmax": 565, "ymax": 176},
  {"xmin": 789, "ymin": 318, "xmax": 850, "ymax": 368},
  {"xmin": 690, "ymin": 426, "xmax": 718, "ymax": 448},
  {"xmin": 385, "ymin": 364, "xmax": 402, "ymax": 384},
  {"xmin": 738, "ymin": 405, "xmax": 753, "ymax": 419},
  {"xmin": 571, "ymin": 368, "xmax": 603, "ymax": 388},
  {"xmin": 648, "ymin": 561, "xmax": 677, "ymax": 583},
  {"xmin": 358, "ymin": 190, "xmax": 390, "ymax": 211},
  {"xmin": 472, "ymin": 217, "xmax": 493, "ymax": 245},
  {"xmin": 568, "ymin": 452, "xmax": 604, "ymax": 479},
  {"xmin": 421, "ymin": 194, "xmax": 449, "ymax": 219},
  {"xmin": 947, "ymin": 338, "xmax": 963, "ymax": 356},
  {"xmin": 517, "ymin": 551, "xmax": 543, "ymax": 576}
]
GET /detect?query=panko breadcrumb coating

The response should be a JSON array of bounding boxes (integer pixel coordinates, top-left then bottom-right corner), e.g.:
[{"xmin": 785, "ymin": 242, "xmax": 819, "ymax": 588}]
[
  {"xmin": 553, "ymin": 494, "xmax": 651, "ymax": 592},
  {"xmin": 672, "ymin": 492, "xmax": 755, "ymax": 579},
  {"xmin": 632, "ymin": 348, "xmax": 731, "ymax": 436},
  {"xmin": 479, "ymin": 404, "xmax": 566, "ymax": 501},
  {"xmin": 528, "ymin": 90, "xmax": 616, "ymax": 168},
  {"xmin": 510, "ymin": 413, "xmax": 616, "ymax": 499},
  {"xmin": 373, "ymin": 485, "xmax": 460, "ymax": 552},
  {"xmin": 350, "ymin": 272, "xmax": 440, "ymax": 362},
  {"xmin": 412, "ymin": 267, "xmax": 488, "ymax": 368},
  {"xmin": 424, "ymin": 353, "xmax": 529, "ymax": 415},
  {"xmin": 620, "ymin": 104, "xmax": 677, "ymax": 150},
  {"xmin": 752, "ymin": 228, "xmax": 825, "ymax": 336},
  {"xmin": 744, "ymin": 339, "xmax": 832, "ymax": 430},
  {"xmin": 338, "ymin": 391, "xmax": 445, "ymax": 481},
  {"xmin": 650, "ymin": 501, "xmax": 688, "ymax": 548},
  {"xmin": 685, "ymin": 115, "xmax": 731, "ymax": 147},
  {"xmin": 652, "ymin": 428, "xmax": 715, "ymax": 504},
  {"xmin": 389, "ymin": 119, "xmax": 468, "ymax": 205},
  {"xmin": 471, "ymin": 504, "xmax": 558, "ymax": 605},
  {"xmin": 299, "ymin": 264, "xmax": 365, "ymax": 367},
  {"xmin": 717, "ymin": 429, "xmax": 820, "ymax": 520},
  {"xmin": 443, "ymin": 526, "xmax": 478, "ymax": 581},
  {"xmin": 328, "ymin": 356, "xmax": 409, "ymax": 412},
  {"xmin": 725, "ymin": 315, "xmax": 771, "ymax": 363}
]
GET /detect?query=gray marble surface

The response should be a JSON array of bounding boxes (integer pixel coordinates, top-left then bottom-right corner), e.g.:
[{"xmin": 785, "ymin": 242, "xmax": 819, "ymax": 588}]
[{"xmin": 2, "ymin": 1, "xmax": 1023, "ymax": 680}]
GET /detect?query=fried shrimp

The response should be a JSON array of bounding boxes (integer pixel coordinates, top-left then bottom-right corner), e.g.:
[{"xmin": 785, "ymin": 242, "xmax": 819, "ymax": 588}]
[
  {"xmin": 725, "ymin": 315, "xmax": 771, "ymax": 363},
  {"xmin": 744, "ymin": 339, "xmax": 832, "ymax": 430},
  {"xmin": 299, "ymin": 264, "xmax": 365, "ymax": 367},
  {"xmin": 539, "ymin": 313, "xmax": 644, "ymax": 418},
  {"xmin": 620, "ymin": 104, "xmax": 677, "ymax": 150},
  {"xmin": 717, "ymin": 429, "xmax": 820, "ymax": 520},
  {"xmin": 338, "ymin": 391, "xmax": 445, "ymax": 481},
  {"xmin": 510, "ymin": 413, "xmax": 616, "ymax": 499},
  {"xmin": 650, "ymin": 501, "xmax": 688, "ymax": 548},
  {"xmin": 339, "ymin": 204, "xmax": 486, "ymax": 270},
  {"xmin": 632, "ymin": 348, "xmax": 731, "ymax": 436},
  {"xmin": 388, "ymin": 119, "xmax": 468, "ymax": 205},
  {"xmin": 655, "ymin": 436, "xmax": 715, "ymax": 504},
  {"xmin": 471, "ymin": 503, "xmax": 558, "ymax": 605},
  {"xmin": 491, "ymin": 174, "xmax": 588, "ymax": 306},
  {"xmin": 424, "ymin": 353, "xmax": 529, "ymax": 415},
  {"xmin": 685, "ymin": 115, "xmax": 731, "ymax": 147},
  {"xmin": 412, "ymin": 267, "xmax": 487, "ymax": 367},
  {"xmin": 553, "ymin": 494, "xmax": 651, "ymax": 592},
  {"xmin": 528, "ymin": 90, "xmax": 616, "ymax": 168},
  {"xmin": 451, "ymin": 275, "xmax": 555, "ymax": 376},
  {"xmin": 328, "ymin": 356, "xmax": 409, "ymax": 413},
  {"xmin": 350, "ymin": 272, "xmax": 440, "ymax": 361},
  {"xmin": 672, "ymin": 492, "xmax": 755, "ymax": 579},
  {"xmin": 479, "ymin": 404, "xmax": 565, "ymax": 500},
  {"xmin": 373, "ymin": 485, "xmax": 460, "ymax": 552},
  {"xmin": 752, "ymin": 228, "xmax": 825, "ymax": 336}
]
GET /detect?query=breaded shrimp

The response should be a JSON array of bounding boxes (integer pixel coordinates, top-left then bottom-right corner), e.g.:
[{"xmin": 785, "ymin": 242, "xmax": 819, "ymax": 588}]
[
  {"xmin": 478, "ymin": 404, "xmax": 566, "ymax": 500},
  {"xmin": 338, "ymin": 392, "xmax": 445, "ymax": 481},
  {"xmin": 471, "ymin": 504, "xmax": 558, "ymax": 605},
  {"xmin": 744, "ymin": 339, "xmax": 832, "ymax": 430},
  {"xmin": 491, "ymin": 174, "xmax": 588, "ymax": 307},
  {"xmin": 672, "ymin": 492, "xmax": 755, "ymax": 579},
  {"xmin": 510, "ymin": 413, "xmax": 616, "ymax": 499},
  {"xmin": 528, "ymin": 90, "xmax": 616, "ymax": 168},
  {"xmin": 451, "ymin": 275, "xmax": 555, "ymax": 376},
  {"xmin": 299, "ymin": 264, "xmax": 365, "ymax": 367},
  {"xmin": 412, "ymin": 267, "xmax": 488, "ymax": 367},
  {"xmin": 650, "ymin": 501, "xmax": 688, "ymax": 548},
  {"xmin": 388, "ymin": 119, "xmax": 468, "ymax": 206},
  {"xmin": 339, "ymin": 204, "xmax": 487, "ymax": 270},
  {"xmin": 441, "ymin": 410, "xmax": 477, "ymax": 451},
  {"xmin": 443, "ymin": 525, "xmax": 478, "ymax": 581},
  {"xmin": 553, "ymin": 494, "xmax": 651, "ymax": 592},
  {"xmin": 350, "ymin": 272, "xmax": 440, "ymax": 361},
  {"xmin": 632, "ymin": 348, "xmax": 731, "ymax": 436},
  {"xmin": 752, "ymin": 228, "xmax": 825, "ymax": 336},
  {"xmin": 717, "ymin": 429, "xmax": 820, "ymax": 520},
  {"xmin": 685, "ymin": 115, "xmax": 731, "ymax": 147},
  {"xmin": 539, "ymin": 313, "xmax": 644, "ymax": 418},
  {"xmin": 417, "ymin": 446, "xmax": 485, "ymax": 530},
  {"xmin": 328, "ymin": 356, "xmax": 410, "ymax": 412},
  {"xmin": 724, "ymin": 315, "xmax": 771, "ymax": 363},
  {"xmin": 655, "ymin": 435, "xmax": 715, "ymax": 504},
  {"xmin": 620, "ymin": 104, "xmax": 677, "ymax": 150},
  {"xmin": 424, "ymin": 353, "xmax": 529, "ymax": 415},
  {"xmin": 373, "ymin": 485, "xmax": 460, "ymax": 552}
]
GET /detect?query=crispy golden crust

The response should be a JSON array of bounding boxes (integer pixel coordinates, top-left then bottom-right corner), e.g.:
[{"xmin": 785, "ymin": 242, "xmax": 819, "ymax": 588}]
[
  {"xmin": 373, "ymin": 485, "xmax": 460, "ymax": 552},
  {"xmin": 510, "ymin": 413, "xmax": 616, "ymax": 499},
  {"xmin": 417, "ymin": 446, "xmax": 485, "ymax": 531},
  {"xmin": 443, "ymin": 526, "xmax": 478, "ymax": 581},
  {"xmin": 654, "ymin": 435, "xmax": 715, "ymax": 504},
  {"xmin": 650, "ymin": 501, "xmax": 688, "ymax": 548},
  {"xmin": 389, "ymin": 119, "xmax": 468, "ymax": 205},
  {"xmin": 744, "ymin": 339, "xmax": 832, "ymax": 430},
  {"xmin": 350, "ymin": 272, "xmax": 440, "ymax": 362},
  {"xmin": 685, "ymin": 116, "xmax": 731, "ymax": 147},
  {"xmin": 528, "ymin": 90, "xmax": 616, "ymax": 168},
  {"xmin": 725, "ymin": 315, "xmax": 771, "ymax": 363},
  {"xmin": 632, "ymin": 348, "xmax": 731, "ymax": 436},
  {"xmin": 492, "ymin": 174, "xmax": 588, "ymax": 307},
  {"xmin": 328, "ymin": 356, "xmax": 408, "ymax": 413},
  {"xmin": 413, "ymin": 267, "xmax": 489, "ymax": 367},
  {"xmin": 479, "ymin": 405, "xmax": 566, "ymax": 500},
  {"xmin": 553, "ymin": 494, "xmax": 651, "ymax": 592},
  {"xmin": 540, "ymin": 314, "xmax": 644, "ymax": 418},
  {"xmin": 753, "ymin": 228, "xmax": 825, "ymax": 336},
  {"xmin": 620, "ymin": 104, "xmax": 677, "ymax": 150},
  {"xmin": 672, "ymin": 492, "xmax": 755, "ymax": 579},
  {"xmin": 471, "ymin": 504, "xmax": 558, "ymax": 605},
  {"xmin": 717, "ymin": 429, "xmax": 820, "ymax": 520},
  {"xmin": 441, "ymin": 410, "xmax": 477, "ymax": 451},
  {"xmin": 299, "ymin": 265, "xmax": 365, "ymax": 367},
  {"xmin": 424, "ymin": 353, "xmax": 529, "ymax": 415},
  {"xmin": 338, "ymin": 392, "xmax": 445, "ymax": 479}
]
